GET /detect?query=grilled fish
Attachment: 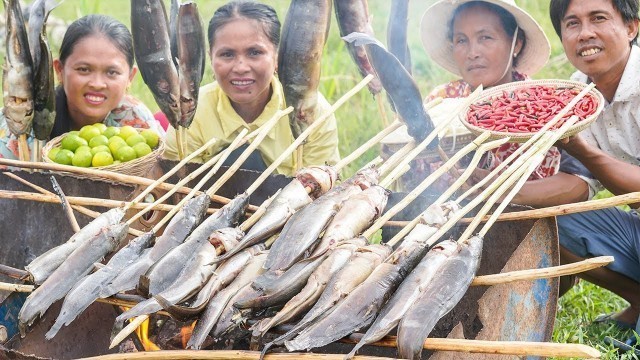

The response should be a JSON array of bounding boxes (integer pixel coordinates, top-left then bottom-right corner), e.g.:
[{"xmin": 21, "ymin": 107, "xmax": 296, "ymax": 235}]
[
  {"xmin": 278, "ymin": 0, "xmax": 332, "ymax": 138},
  {"xmin": 176, "ymin": 1, "xmax": 205, "ymax": 128},
  {"xmin": 345, "ymin": 239, "xmax": 459, "ymax": 358},
  {"xmin": 3, "ymin": 0, "xmax": 34, "ymax": 136},
  {"xmin": 214, "ymin": 166, "xmax": 337, "ymax": 264},
  {"xmin": 131, "ymin": 0, "xmax": 180, "ymax": 128},
  {"xmin": 334, "ymin": 0, "xmax": 382, "ymax": 94},
  {"xmin": 397, "ymin": 235, "xmax": 484, "ymax": 360},
  {"xmin": 32, "ymin": 30, "xmax": 55, "ymax": 141},
  {"xmin": 387, "ymin": 0, "xmax": 412, "ymax": 73},
  {"xmin": 19, "ymin": 223, "xmax": 128, "ymax": 335},
  {"xmin": 187, "ymin": 251, "xmax": 267, "ymax": 350},
  {"xmin": 342, "ymin": 32, "xmax": 436, "ymax": 145},
  {"xmin": 102, "ymin": 194, "xmax": 209, "ymax": 296},
  {"xmin": 26, "ymin": 207, "xmax": 125, "ymax": 285},
  {"xmin": 45, "ymin": 232, "xmax": 153, "ymax": 339}
]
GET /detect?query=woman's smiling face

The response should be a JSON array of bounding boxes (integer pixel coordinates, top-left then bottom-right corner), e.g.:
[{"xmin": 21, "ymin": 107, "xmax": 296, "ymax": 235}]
[
  {"xmin": 54, "ymin": 34, "xmax": 136, "ymax": 128},
  {"xmin": 210, "ymin": 17, "xmax": 277, "ymax": 115}
]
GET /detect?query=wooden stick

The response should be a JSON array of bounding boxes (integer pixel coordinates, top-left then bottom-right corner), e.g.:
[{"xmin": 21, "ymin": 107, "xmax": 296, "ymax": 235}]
[
  {"xmin": 3, "ymin": 173, "xmax": 144, "ymax": 237},
  {"xmin": 18, "ymin": 134, "xmax": 30, "ymax": 162},
  {"xmin": 472, "ymin": 256, "xmax": 613, "ymax": 286},
  {"xmin": 50, "ymin": 176, "xmax": 80, "ymax": 233},
  {"xmin": 385, "ymin": 137, "xmax": 510, "ymax": 246},
  {"xmin": 374, "ymin": 93, "xmax": 390, "ymax": 128},
  {"xmin": 176, "ymin": 125, "xmax": 185, "ymax": 160},
  {"xmin": 147, "ymin": 129, "xmax": 250, "ymax": 231},
  {"xmin": 80, "ymin": 350, "xmax": 395, "ymax": 360},
  {"xmin": 32, "ymin": 140, "xmax": 44, "ymax": 163},
  {"xmin": 210, "ymin": 107, "xmax": 292, "ymax": 198},
  {"xmin": 379, "ymin": 164, "xmax": 410, "ymax": 189},
  {"xmin": 0, "ymin": 160, "xmax": 254, "ymax": 210},
  {"xmin": 334, "ymin": 120, "xmax": 402, "ymax": 172},
  {"xmin": 128, "ymin": 129, "xmax": 247, "ymax": 226},
  {"xmin": 0, "ymin": 264, "xmax": 28, "ymax": 279},
  {"xmin": 0, "ymin": 190, "xmax": 213, "ymax": 215},
  {"xmin": 246, "ymin": 76, "xmax": 372, "ymax": 196},
  {"xmin": 109, "ymin": 315, "xmax": 147, "ymax": 349},
  {"xmin": 363, "ymin": 131, "xmax": 490, "ymax": 240},
  {"xmin": 240, "ymin": 189, "xmax": 281, "ymax": 232},
  {"xmin": 0, "ymin": 282, "xmax": 33, "ymax": 292},
  {"xmin": 124, "ymin": 136, "xmax": 218, "ymax": 211},
  {"xmin": 377, "ymin": 140, "xmax": 415, "ymax": 177}
]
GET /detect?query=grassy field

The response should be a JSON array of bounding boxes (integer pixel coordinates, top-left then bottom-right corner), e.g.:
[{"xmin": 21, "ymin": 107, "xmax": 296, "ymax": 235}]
[{"xmin": 3, "ymin": 0, "xmax": 638, "ymax": 358}]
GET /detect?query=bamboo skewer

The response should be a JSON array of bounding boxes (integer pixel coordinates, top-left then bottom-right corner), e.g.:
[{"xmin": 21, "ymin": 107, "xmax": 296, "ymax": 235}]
[
  {"xmin": 362, "ymin": 131, "xmax": 491, "ymax": 240},
  {"xmin": 18, "ymin": 134, "xmax": 30, "ymax": 162},
  {"xmin": 50, "ymin": 176, "xmax": 81, "ymax": 233},
  {"xmin": 472, "ymin": 256, "xmax": 613, "ymax": 286},
  {"xmin": 175, "ymin": 126, "xmax": 185, "ymax": 160},
  {"xmin": 240, "ymin": 189, "xmax": 281, "ymax": 232},
  {"xmin": 127, "ymin": 129, "xmax": 249, "ymax": 226},
  {"xmin": 123, "ymin": 136, "xmax": 219, "ymax": 212},
  {"xmin": 378, "ymin": 164, "xmax": 410, "ymax": 189},
  {"xmin": 334, "ymin": 120, "xmax": 402, "ymax": 172},
  {"xmin": 81, "ymin": 350, "xmax": 396, "ymax": 360},
  {"xmin": 207, "ymin": 107, "xmax": 292, "ymax": 198},
  {"xmin": 0, "ymin": 264, "xmax": 28, "ymax": 279},
  {"xmin": 386, "ymin": 137, "xmax": 511, "ymax": 246},
  {"xmin": 376, "ymin": 140, "xmax": 415, "ymax": 177},
  {"xmin": 0, "ymin": 159, "xmax": 252, "ymax": 210}
]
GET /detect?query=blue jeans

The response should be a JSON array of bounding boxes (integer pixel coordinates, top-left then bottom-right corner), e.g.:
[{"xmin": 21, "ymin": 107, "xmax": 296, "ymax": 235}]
[{"xmin": 557, "ymin": 207, "xmax": 640, "ymax": 283}]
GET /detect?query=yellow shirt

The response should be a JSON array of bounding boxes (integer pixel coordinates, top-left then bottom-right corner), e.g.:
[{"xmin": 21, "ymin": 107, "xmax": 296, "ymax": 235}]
[{"xmin": 163, "ymin": 77, "xmax": 340, "ymax": 176}]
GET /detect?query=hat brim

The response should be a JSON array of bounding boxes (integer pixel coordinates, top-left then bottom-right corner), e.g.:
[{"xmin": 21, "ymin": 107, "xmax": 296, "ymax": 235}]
[{"xmin": 420, "ymin": 0, "xmax": 550, "ymax": 77}]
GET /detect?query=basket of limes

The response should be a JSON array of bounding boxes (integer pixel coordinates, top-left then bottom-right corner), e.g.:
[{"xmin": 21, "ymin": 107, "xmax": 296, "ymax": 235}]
[{"xmin": 42, "ymin": 123, "xmax": 164, "ymax": 180}]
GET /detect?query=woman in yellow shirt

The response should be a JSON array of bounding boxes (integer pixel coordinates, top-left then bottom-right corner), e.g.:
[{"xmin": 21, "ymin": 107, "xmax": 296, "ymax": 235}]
[{"xmin": 163, "ymin": 1, "xmax": 339, "ymax": 176}]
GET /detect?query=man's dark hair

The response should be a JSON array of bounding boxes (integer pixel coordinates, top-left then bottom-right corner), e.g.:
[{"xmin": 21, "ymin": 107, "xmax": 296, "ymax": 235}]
[{"xmin": 550, "ymin": 0, "xmax": 639, "ymax": 42}]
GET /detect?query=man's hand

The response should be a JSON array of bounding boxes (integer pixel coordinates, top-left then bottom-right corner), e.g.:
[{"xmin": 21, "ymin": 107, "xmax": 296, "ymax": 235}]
[{"xmin": 555, "ymin": 134, "xmax": 590, "ymax": 157}]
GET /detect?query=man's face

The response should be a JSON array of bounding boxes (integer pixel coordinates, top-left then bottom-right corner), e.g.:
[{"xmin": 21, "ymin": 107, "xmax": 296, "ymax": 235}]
[{"xmin": 560, "ymin": 0, "xmax": 638, "ymax": 83}]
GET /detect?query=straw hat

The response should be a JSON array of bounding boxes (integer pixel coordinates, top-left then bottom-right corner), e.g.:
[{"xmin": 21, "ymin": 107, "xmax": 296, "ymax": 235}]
[{"xmin": 420, "ymin": 0, "xmax": 550, "ymax": 76}]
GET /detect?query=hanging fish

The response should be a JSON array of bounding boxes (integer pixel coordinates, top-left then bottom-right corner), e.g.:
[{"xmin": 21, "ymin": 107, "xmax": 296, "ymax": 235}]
[{"xmin": 176, "ymin": 1, "xmax": 205, "ymax": 128}]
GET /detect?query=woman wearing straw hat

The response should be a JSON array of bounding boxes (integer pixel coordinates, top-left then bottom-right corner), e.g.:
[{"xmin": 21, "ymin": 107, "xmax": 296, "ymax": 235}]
[{"xmin": 421, "ymin": 0, "xmax": 569, "ymax": 183}]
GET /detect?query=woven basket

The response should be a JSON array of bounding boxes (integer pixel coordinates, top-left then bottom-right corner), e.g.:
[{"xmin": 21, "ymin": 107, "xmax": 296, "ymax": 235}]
[
  {"xmin": 42, "ymin": 128, "xmax": 165, "ymax": 180},
  {"xmin": 461, "ymin": 80, "xmax": 605, "ymax": 143}
]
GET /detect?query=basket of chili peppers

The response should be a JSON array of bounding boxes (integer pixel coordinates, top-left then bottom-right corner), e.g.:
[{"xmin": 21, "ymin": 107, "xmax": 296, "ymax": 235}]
[{"xmin": 462, "ymin": 80, "xmax": 604, "ymax": 142}]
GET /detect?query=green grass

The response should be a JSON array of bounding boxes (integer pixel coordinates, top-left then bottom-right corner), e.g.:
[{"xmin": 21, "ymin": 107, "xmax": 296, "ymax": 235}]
[{"xmin": 3, "ymin": 1, "xmax": 639, "ymax": 357}]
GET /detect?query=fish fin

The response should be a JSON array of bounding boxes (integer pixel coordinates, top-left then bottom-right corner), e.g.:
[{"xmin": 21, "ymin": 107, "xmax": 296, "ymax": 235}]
[{"xmin": 342, "ymin": 32, "xmax": 386, "ymax": 49}]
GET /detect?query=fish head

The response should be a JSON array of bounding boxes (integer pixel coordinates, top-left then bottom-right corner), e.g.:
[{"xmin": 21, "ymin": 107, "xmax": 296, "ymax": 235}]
[
  {"xmin": 353, "ymin": 166, "xmax": 380, "ymax": 190},
  {"xmin": 106, "ymin": 223, "xmax": 130, "ymax": 245},
  {"xmin": 430, "ymin": 239, "xmax": 460, "ymax": 257}
]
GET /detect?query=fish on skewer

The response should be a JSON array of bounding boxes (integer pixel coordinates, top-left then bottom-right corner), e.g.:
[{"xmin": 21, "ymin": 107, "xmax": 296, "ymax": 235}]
[
  {"xmin": 115, "ymin": 228, "xmax": 242, "ymax": 324},
  {"xmin": 187, "ymin": 251, "xmax": 268, "ymax": 350},
  {"xmin": 264, "ymin": 167, "xmax": 378, "ymax": 272},
  {"xmin": 31, "ymin": 29, "xmax": 55, "ymax": 143},
  {"xmin": 18, "ymin": 223, "xmax": 129, "ymax": 335},
  {"xmin": 168, "ymin": 0, "xmax": 179, "ymax": 66},
  {"xmin": 250, "ymin": 238, "xmax": 365, "ymax": 343},
  {"xmin": 45, "ymin": 232, "xmax": 154, "ymax": 339},
  {"xmin": 284, "ymin": 203, "xmax": 459, "ymax": 352},
  {"xmin": 176, "ymin": 1, "xmax": 205, "ymax": 128},
  {"xmin": 345, "ymin": 239, "xmax": 459, "ymax": 358},
  {"xmin": 343, "ymin": 32, "xmax": 436, "ymax": 145},
  {"xmin": 261, "ymin": 243, "xmax": 391, "ymax": 355},
  {"xmin": 139, "ymin": 194, "xmax": 249, "ymax": 296},
  {"xmin": 397, "ymin": 235, "xmax": 483, "ymax": 360},
  {"xmin": 131, "ymin": 0, "xmax": 180, "ymax": 128},
  {"xmin": 213, "ymin": 166, "xmax": 337, "ymax": 265},
  {"xmin": 26, "ymin": 207, "xmax": 125, "ymax": 285},
  {"xmin": 333, "ymin": 0, "xmax": 382, "ymax": 94},
  {"xmin": 26, "ymin": 0, "xmax": 58, "ymax": 68},
  {"xmin": 157, "ymin": 244, "xmax": 265, "ymax": 321},
  {"xmin": 278, "ymin": 0, "xmax": 332, "ymax": 139},
  {"xmin": 3, "ymin": 0, "xmax": 35, "ymax": 138},
  {"xmin": 102, "ymin": 194, "xmax": 210, "ymax": 296},
  {"xmin": 309, "ymin": 185, "xmax": 389, "ymax": 257}
]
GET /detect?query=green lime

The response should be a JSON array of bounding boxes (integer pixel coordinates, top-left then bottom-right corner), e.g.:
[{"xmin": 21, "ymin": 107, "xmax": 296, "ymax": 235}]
[
  {"xmin": 126, "ymin": 134, "xmax": 146, "ymax": 147},
  {"xmin": 79, "ymin": 125, "xmax": 101, "ymax": 142},
  {"xmin": 92, "ymin": 151, "xmax": 114, "ymax": 167},
  {"xmin": 89, "ymin": 135, "xmax": 109, "ymax": 148},
  {"xmin": 115, "ymin": 146, "xmax": 137, "ymax": 162},
  {"xmin": 69, "ymin": 130, "xmax": 80, "ymax": 136},
  {"xmin": 118, "ymin": 125, "xmax": 138, "ymax": 140},
  {"xmin": 103, "ymin": 126, "xmax": 120, "ymax": 138},
  {"xmin": 48, "ymin": 147, "xmax": 61, "ymax": 161},
  {"xmin": 91, "ymin": 145, "xmax": 111, "ymax": 156},
  {"xmin": 61, "ymin": 134, "xmax": 88, "ymax": 152},
  {"xmin": 54, "ymin": 149, "xmax": 74, "ymax": 165},
  {"xmin": 72, "ymin": 151, "xmax": 93, "ymax": 167},
  {"xmin": 93, "ymin": 123, "xmax": 107, "ymax": 133},
  {"xmin": 76, "ymin": 145, "xmax": 92, "ymax": 154},
  {"xmin": 112, "ymin": 160, "xmax": 122, "ymax": 165},
  {"xmin": 132, "ymin": 142, "xmax": 152, "ymax": 158},
  {"xmin": 140, "ymin": 129, "xmax": 160, "ymax": 148},
  {"xmin": 108, "ymin": 136, "xmax": 127, "ymax": 154}
]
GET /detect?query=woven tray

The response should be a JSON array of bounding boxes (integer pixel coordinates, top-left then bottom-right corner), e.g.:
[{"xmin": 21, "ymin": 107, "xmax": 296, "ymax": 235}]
[
  {"xmin": 42, "ymin": 128, "xmax": 165, "ymax": 181},
  {"xmin": 461, "ymin": 80, "xmax": 605, "ymax": 143}
]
